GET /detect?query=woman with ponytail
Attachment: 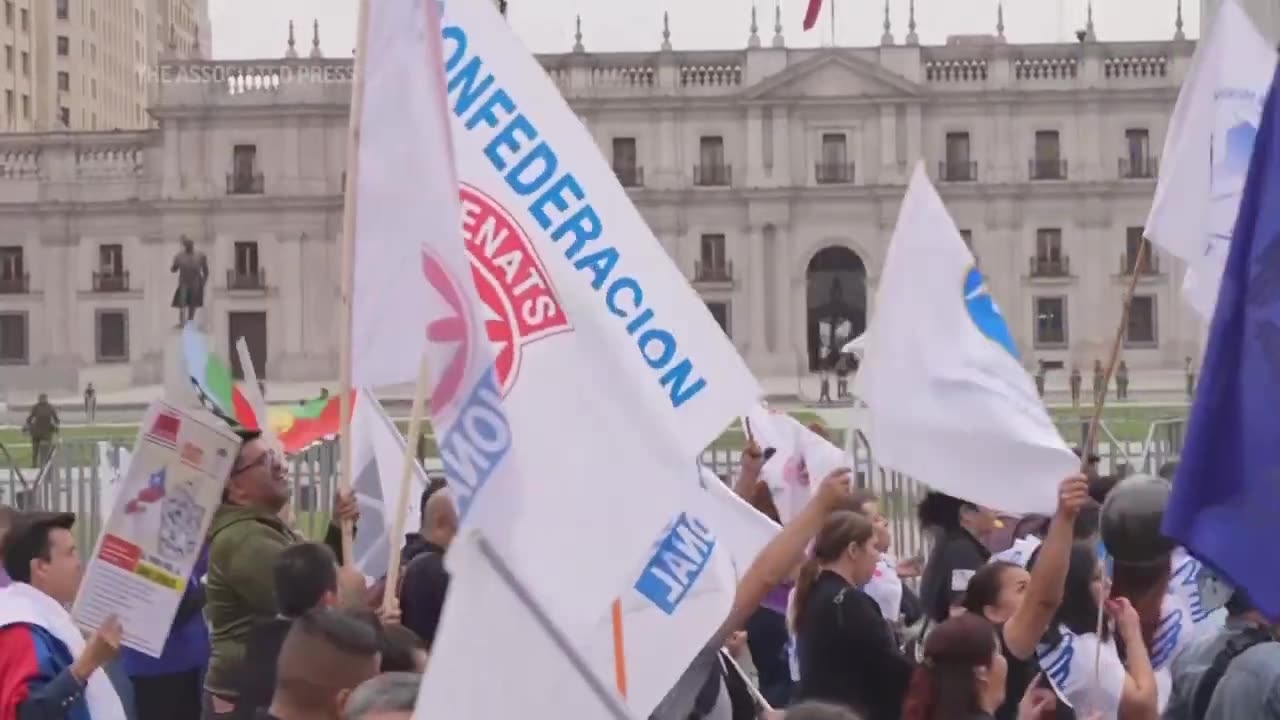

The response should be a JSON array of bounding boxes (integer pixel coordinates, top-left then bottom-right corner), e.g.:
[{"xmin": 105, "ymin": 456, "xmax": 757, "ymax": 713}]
[{"xmin": 792, "ymin": 511, "xmax": 911, "ymax": 720}]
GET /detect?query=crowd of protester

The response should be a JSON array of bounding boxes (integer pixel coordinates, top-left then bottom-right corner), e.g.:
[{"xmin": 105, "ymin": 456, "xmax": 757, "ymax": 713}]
[{"xmin": 0, "ymin": 424, "xmax": 1276, "ymax": 720}]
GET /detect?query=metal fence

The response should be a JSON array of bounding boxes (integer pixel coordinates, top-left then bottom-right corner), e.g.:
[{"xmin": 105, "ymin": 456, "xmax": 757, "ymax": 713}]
[{"xmin": 0, "ymin": 417, "xmax": 1187, "ymax": 565}]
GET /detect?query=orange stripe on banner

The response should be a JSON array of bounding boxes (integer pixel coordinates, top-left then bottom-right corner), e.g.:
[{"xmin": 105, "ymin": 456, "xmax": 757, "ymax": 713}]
[{"xmin": 611, "ymin": 598, "xmax": 628, "ymax": 698}]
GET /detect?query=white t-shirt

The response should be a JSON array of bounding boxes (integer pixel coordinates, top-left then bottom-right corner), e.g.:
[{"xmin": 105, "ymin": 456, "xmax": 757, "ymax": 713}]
[
  {"xmin": 1034, "ymin": 546, "xmax": 1228, "ymax": 718},
  {"xmin": 864, "ymin": 555, "xmax": 904, "ymax": 622}
]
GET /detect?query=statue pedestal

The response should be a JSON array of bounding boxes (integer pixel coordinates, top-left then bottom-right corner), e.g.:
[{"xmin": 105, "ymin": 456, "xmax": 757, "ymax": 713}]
[{"xmin": 163, "ymin": 330, "xmax": 203, "ymax": 411}]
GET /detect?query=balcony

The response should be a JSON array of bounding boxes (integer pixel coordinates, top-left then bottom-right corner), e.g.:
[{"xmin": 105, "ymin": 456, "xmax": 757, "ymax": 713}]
[
  {"xmin": 939, "ymin": 160, "xmax": 978, "ymax": 182},
  {"xmin": 1120, "ymin": 253, "xmax": 1160, "ymax": 276},
  {"xmin": 815, "ymin": 162, "xmax": 856, "ymax": 185},
  {"xmin": 1029, "ymin": 256, "xmax": 1071, "ymax": 278},
  {"xmin": 614, "ymin": 165, "xmax": 644, "ymax": 188},
  {"xmin": 92, "ymin": 271, "xmax": 130, "ymax": 292},
  {"xmin": 1119, "ymin": 156, "xmax": 1159, "ymax": 179},
  {"xmin": 227, "ymin": 268, "xmax": 267, "ymax": 291},
  {"xmin": 693, "ymin": 260, "xmax": 734, "ymax": 287},
  {"xmin": 226, "ymin": 172, "xmax": 265, "ymax": 195},
  {"xmin": 1029, "ymin": 159, "xmax": 1068, "ymax": 181},
  {"xmin": 693, "ymin": 164, "xmax": 732, "ymax": 187},
  {"xmin": 0, "ymin": 274, "xmax": 29, "ymax": 294}
]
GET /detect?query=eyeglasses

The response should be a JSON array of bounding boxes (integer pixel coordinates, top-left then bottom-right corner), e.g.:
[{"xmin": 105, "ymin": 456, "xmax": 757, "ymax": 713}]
[{"xmin": 232, "ymin": 449, "xmax": 278, "ymax": 475}]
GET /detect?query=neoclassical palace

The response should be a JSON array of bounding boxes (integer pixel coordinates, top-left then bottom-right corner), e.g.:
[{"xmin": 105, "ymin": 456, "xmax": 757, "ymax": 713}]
[{"xmin": 0, "ymin": 8, "xmax": 1214, "ymax": 393}]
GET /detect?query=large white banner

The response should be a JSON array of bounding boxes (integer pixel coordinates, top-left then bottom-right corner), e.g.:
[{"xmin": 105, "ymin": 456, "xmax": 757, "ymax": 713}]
[
  {"xmin": 352, "ymin": 0, "xmax": 760, "ymax": 631},
  {"xmin": 744, "ymin": 406, "xmax": 846, "ymax": 523},
  {"xmin": 1145, "ymin": 0, "xmax": 1277, "ymax": 320}
]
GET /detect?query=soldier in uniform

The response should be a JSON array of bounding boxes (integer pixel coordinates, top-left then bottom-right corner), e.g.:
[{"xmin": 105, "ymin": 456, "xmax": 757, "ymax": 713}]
[
  {"xmin": 170, "ymin": 236, "xmax": 209, "ymax": 327},
  {"xmin": 1069, "ymin": 365, "xmax": 1082, "ymax": 407},
  {"xmin": 22, "ymin": 394, "xmax": 59, "ymax": 468},
  {"xmin": 1092, "ymin": 359, "xmax": 1106, "ymax": 403}
]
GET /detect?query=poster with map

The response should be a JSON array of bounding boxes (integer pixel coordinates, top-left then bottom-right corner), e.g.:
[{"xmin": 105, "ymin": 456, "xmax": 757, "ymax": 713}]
[{"xmin": 72, "ymin": 401, "xmax": 239, "ymax": 657}]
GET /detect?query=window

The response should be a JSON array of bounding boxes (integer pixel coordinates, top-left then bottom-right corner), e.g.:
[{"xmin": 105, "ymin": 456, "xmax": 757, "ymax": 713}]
[
  {"xmin": 695, "ymin": 136, "xmax": 728, "ymax": 186},
  {"xmin": 944, "ymin": 132, "xmax": 973, "ymax": 180},
  {"xmin": 3, "ymin": 45, "xmax": 10, "ymax": 71},
  {"xmin": 19, "ymin": 51, "xmax": 27, "ymax": 77},
  {"xmin": 1124, "ymin": 227, "xmax": 1153, "ymax": 274},
  {"xmin": 234, "ymin": 241, "xmax": 260, "ymax": 276},
  {"xmin": 1124, "ymin": 128, "xmax": 1152, "ymax": 178},
  {"xmin": 612, "ymin": 137, "xmax": 640, "ymax": 186},
  {"xmin": 91, "ymin": 78, "xmax": 97, "ymax": 99},
  {"xmin": 2, "ymin": 2, "xmax": 11, "ymax": 28},
  {"xmin": 1125, "ymin": 296, "xmax": 1157, "ymax": 347},
  {"xmin": 0, "ymin": 246, "xmax": 23, "ymax": 280},
  {"xmin": 1033, "ymin": 228, "xmax": 1067, "ymax": 276},
  {"xmin": 56, "ymin": 0, "xmax": 70, "ymax": 20},
  {"xmin": 1033, "ymin": 130, "xmax": 1063, "ymax": 179},
  {"xmin": 817, "ymin": 133, "xmax": 851, "ymax": 183},
  {"xmin": 98, "ymin": 244, "xmax": 124, "ymax": 276},
  {"xmin": 95, "ymin": 310, "xmax": 129, "ymax": 362},
  {"xmin": 57, "ymin": 36, "xmax": 70, "ymax": 56},
  {"xmin": 0, "ymin": 313, "xmax": 27, "ymax": 364},
  {"xmin": 230, "ymin": 145, "xmax": 262, "ymax": 194},
  {"xmin": 4, "ymin": 90, "xmax": 12, "ymax": 118},
  {"xmin": 18, "ymin": 7, "xmax": 24, "ymax": 31},
  {"xmin": 21, "ymin": 94, "xmax": 28, "ymax": 119},
  {"xmin": 59, "ymin": 107, "xmax": 70, "ymax": 127},
  {"xmin": 698, "ymin": 234, "xmax": 728, "ymax": 280},
  {"xmin": 57, "ymin": 72, "xmax": 70, "ymax": 92},
  {"xmin": 706, "ymin": 302, "xmax": 730, "ymax": 336},
  {"xmin": 1033, "ymin": 297, "xmax": 1068, "ymax": 348}
]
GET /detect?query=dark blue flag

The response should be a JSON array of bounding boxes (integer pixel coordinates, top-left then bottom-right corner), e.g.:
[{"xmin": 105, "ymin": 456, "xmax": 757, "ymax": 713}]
[{"xmin": 1164, "ymin": 63, "xmax": 1280, "ymax": 621}]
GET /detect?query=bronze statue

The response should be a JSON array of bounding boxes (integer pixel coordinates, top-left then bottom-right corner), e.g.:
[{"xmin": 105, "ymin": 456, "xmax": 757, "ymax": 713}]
[{"xmin": 170, "ymin": 236, "xmax": 208, "ymax": 326}]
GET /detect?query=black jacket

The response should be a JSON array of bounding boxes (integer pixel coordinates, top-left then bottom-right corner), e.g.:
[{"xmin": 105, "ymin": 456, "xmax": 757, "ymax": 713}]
[
  {"xmin": 919, "ymin": 527, "xmax": 991, "ymax": 624},
  {"xmin": 398, "ymin": 536, "xmax": 449, "ymax": 649},
  {"xmin": 795, "ymin": 571, "xmax": 913, "ymax": 720},
  {"xmin": 232, "ymin": 618, "xmax": 292, "ymax": 720}
]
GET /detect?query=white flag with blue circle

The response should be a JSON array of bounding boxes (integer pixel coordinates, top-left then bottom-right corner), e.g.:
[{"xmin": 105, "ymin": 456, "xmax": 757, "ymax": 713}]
[{"xmin": 852, "ymin": 163, "xmax": 1078, "ymax": 514}]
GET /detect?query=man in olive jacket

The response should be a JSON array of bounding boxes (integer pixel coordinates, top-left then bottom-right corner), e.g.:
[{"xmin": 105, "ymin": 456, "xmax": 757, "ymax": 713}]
[{"xmin": 202, "ymin": 430, "xmax": 358, "ymax": 720}]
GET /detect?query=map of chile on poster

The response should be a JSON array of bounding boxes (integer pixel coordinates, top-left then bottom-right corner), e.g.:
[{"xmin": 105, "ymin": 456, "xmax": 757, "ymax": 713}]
[{"xmin": 72, "ymin": 401, "xmax": 239, "ymax": 657}]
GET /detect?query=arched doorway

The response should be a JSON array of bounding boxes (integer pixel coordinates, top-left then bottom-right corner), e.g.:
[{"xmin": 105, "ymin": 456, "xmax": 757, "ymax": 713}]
[{"xmin": 806, "ymin": 246, "xmax": 867, "ymax": 371}]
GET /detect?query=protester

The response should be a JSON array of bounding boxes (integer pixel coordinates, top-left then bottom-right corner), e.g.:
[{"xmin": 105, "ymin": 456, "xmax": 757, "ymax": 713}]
[
  {"xmin": 233, "ymin": 542, "xmax": 363, "ymax": 719},
  {"xmin": 378, "ymin": 624, "xmax": 427, "ymax": 674},
  {"xmin": 0, "ymin": 512, "xmax": 134, "ymax": 719},
  {"xmin": 791, "ymin": 510, "xmax": 912, "ymax": 719},
  {"xmin": 125, "ymin": 545, "xmax": 209, "ymax": 720},
  {"xmin": 204, "ymin": 429, "xmax": 359, "ymax": 719},
  {"xmin": 397, "ymin": 484, "xmax": 456, "ymax": 650},
  {"xmin": 901, "ymin": 613, "xmax": 1007, "ymax": 720},
  {"xmin": 1033, "ymin": 543, "xmax": 1157, "ymax": 717},
  {"xmin": 1166, "ymin": 581, "xmax": 1280, "ymax": 720},
  {"xmin": 341, "ymin": 673, "xmax": 419, "ymax": 720},
  {"xmin": 262, "ymin": 609, "xmax": 381, "ymax": 720},
  {"xmin": 733, "ymin": 443, "xmax": 794, "ymax": 708},
  {"xmin": 845, "ymin": 488, "xmax": 921, "ymax": 626},
  {"xmin": 962, "ymin": 475, "xmax": 1088, "ymax": 720},
  {"xmin": 650, "ymin": 468, "xmax": 855, "ymax": 720},
  {"xmin": 917, "ymin": 492, "xmax": 998, "ymax": 624}
]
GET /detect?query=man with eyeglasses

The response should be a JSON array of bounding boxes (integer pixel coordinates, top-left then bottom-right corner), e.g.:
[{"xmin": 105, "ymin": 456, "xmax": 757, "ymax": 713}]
[{"xmin": 202, "ymin": 429, "xmax": 361, "ymax": 720}]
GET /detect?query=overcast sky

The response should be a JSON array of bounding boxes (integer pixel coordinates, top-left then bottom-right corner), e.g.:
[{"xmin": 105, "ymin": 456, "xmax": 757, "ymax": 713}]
[{"xmin": 209, "ymin": 0, "xmax": 1199, "ymax": 59}]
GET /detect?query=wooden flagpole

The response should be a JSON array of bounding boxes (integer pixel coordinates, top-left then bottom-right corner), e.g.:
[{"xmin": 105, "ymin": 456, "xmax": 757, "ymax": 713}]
[
  {"xmin": 381, "ymin": 355, "xmax": 432, "ymax": 615},
  {"xmin": 1086, "ymin": 235, "xmax": 1150, "ymax": 716},
  {"xmin": 336, "ymin": 0, "xmax": 373, "ymax": 566}
]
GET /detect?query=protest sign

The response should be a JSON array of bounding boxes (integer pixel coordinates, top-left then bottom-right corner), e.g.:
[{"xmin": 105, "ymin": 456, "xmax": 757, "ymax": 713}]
[{"xmin": 72, "ymin": 401, "xmax": 238, "ymax": 657}]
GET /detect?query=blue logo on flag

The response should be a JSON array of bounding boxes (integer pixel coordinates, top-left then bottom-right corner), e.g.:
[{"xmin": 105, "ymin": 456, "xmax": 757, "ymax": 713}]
[
  {"xmin": 963, "ymin": 267, "xmax": 1017, "ymax": 358},
  {"xmin": 634, "ymin": 513, "xmax": 716, "ymax": 615}
]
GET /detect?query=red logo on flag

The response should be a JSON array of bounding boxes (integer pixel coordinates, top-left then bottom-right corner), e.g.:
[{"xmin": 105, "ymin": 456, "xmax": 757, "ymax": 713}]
[
  {"xmin": 150, "ymin": 412, "xmax": 181, "ymax": 444},
  {"xmin": 460, "ymin": 185, "xmax": 571, "ymax": 393},
  {"xmin": 420, "ymin": 185, "xmax": 571, "ymax": 414}
]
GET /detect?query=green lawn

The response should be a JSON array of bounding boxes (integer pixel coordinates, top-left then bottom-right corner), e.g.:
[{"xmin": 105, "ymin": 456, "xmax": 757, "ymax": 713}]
[{"xmin": 0, "ymin": 405, "xmax": 1185, "ymax": 469}]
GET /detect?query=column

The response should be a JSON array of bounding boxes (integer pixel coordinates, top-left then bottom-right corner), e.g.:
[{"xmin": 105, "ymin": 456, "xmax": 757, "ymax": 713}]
[
  {"xmin": 905, "ymin": 104, "xmax": 922, "ymax": 168},
  {"xmin": 745, "ymin": 107, "xmax": 764, "ymax": 187},
  {"xmin": 746, "ymin": 225, "xmax": 767, "ymax": 362},
  {"xmin": 879, "ymin": 105, "xmax": 896, "ymax": 183}
]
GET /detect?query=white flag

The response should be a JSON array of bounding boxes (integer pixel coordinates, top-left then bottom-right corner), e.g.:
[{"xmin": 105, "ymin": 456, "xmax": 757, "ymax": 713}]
[
  {"xmin": 744, "ymin": 406, "xmax": 846, "ymax": 523},
  {"xmin": 696, "ymin": 467, "xmax": 780, "ymax": 579},
  {"xmin": 415, "ymin": 533, "xmax": 636, "ymax": 720},
  {"xmin": 1144, "ymin": 0, "xmax": 1277, "ymax": 319},
  {"xmin": 853, "ymin": 165, "xmax": 1077, "ymax": 514},
  {"xmin": 348, "ymin": 389, "xmax": 430, "ymax": 579},
  {"xmin": 346, "ymin": 0, "xmax": 760, "ymax": 631}
]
